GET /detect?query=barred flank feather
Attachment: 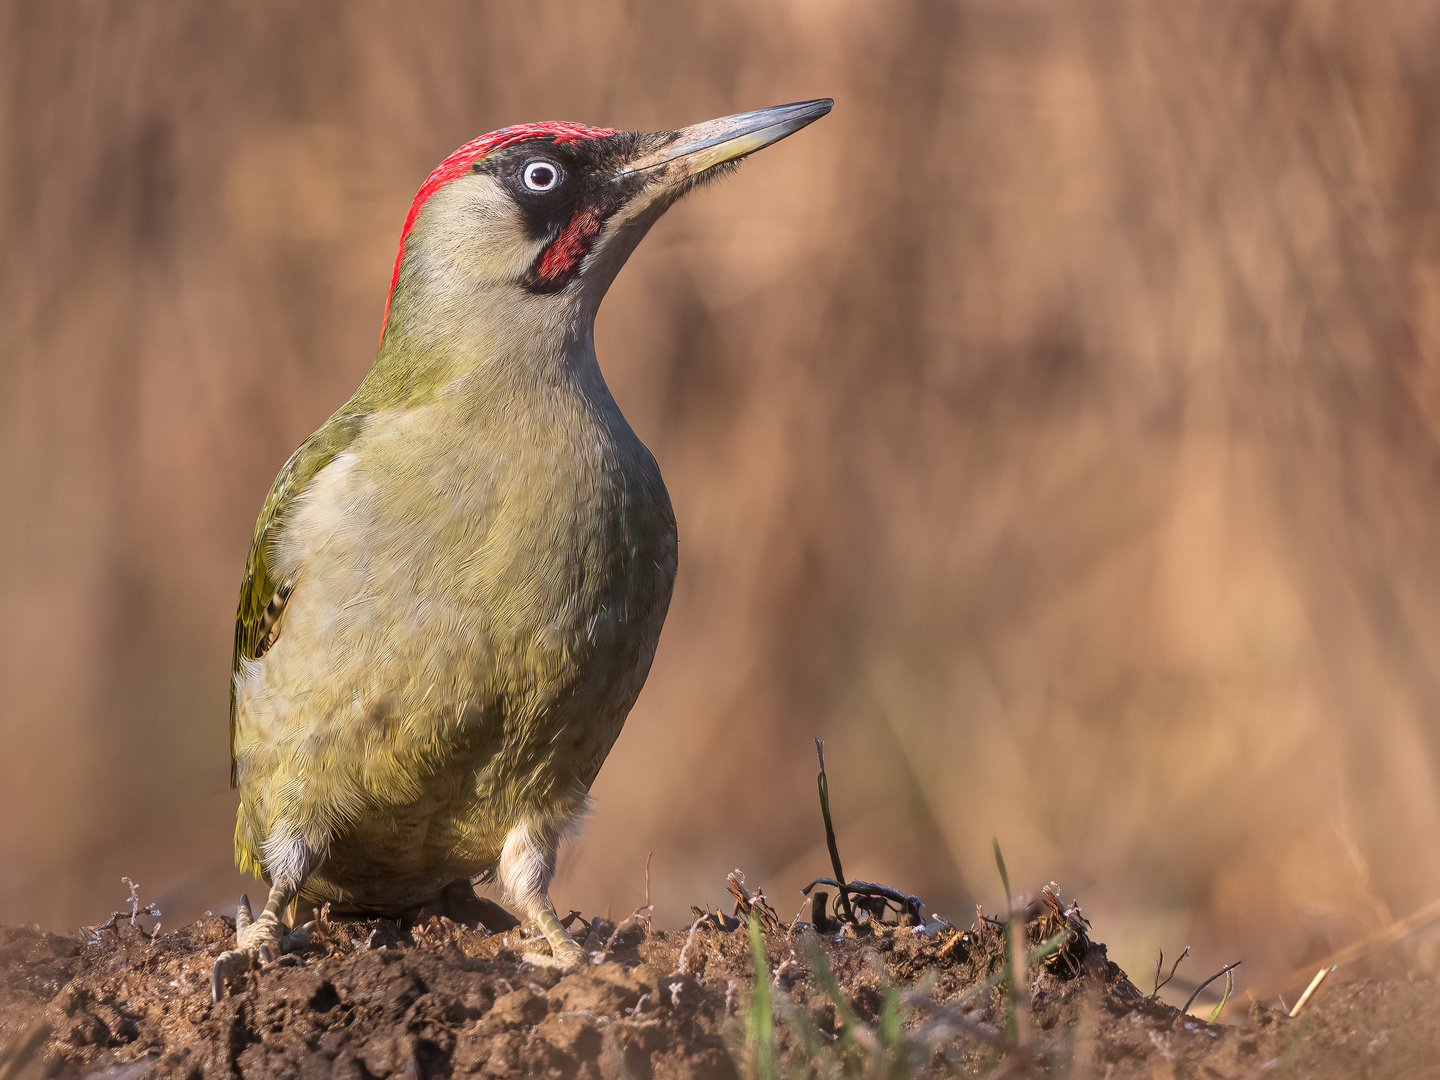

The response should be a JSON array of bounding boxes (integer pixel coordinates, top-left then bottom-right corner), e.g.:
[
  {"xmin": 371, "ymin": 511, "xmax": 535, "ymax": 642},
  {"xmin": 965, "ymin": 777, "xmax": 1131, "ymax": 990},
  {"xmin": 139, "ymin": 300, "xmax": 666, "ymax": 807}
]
[{"xmin": 253, "ymin": 578, "xmax": 295, "ymax": 659}]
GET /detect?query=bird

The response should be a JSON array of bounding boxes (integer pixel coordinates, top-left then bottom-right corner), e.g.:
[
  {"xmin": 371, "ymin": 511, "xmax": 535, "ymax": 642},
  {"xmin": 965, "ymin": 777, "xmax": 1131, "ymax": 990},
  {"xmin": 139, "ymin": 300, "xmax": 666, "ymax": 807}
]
[{"xmin": 212, "ymin": 99, "xmax": 832, "ymax": 999}]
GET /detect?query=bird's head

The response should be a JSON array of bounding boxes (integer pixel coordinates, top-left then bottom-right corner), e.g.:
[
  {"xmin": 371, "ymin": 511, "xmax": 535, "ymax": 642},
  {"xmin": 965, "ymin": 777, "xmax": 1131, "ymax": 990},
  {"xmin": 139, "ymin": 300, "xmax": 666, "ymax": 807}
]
[{"xmin": 377, "ymin": 100, "xmax": 832, "ymax": 358}]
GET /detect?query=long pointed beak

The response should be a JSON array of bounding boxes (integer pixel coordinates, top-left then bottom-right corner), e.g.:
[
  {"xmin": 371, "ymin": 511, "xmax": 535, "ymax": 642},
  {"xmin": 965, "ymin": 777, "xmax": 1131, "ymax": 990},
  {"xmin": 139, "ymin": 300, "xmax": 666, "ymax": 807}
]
[{"xmin": 616, "ymin": 99, "xmax": 833, "ymax": 181}]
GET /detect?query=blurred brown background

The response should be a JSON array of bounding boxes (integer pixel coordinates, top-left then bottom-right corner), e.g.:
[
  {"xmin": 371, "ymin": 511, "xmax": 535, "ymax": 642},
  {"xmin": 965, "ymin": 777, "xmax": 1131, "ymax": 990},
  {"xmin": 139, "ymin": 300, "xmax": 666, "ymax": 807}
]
[{"xmin": 4, "ymin": 0, "xmax": 1440, "ymax": 996}]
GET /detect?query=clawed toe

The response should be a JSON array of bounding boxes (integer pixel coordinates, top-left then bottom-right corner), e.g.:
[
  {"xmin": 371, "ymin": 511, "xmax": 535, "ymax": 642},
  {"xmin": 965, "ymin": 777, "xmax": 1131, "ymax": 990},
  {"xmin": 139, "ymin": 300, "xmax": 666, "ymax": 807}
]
[
  {"xmin": 525, "ymin": 907, "xmax": 585, "ymax": 968},
  {"xmin": 549, "ymin": 939, "xmax": 585, "ymax": 966},
  {"xmin": 526, "ymin": 932, "xmax": 585, "ymax": 968},
  {"xmin": 211, "ymin": 947, "xmax": 259, "ymax": 1003},
  {"xmin": 211, "ymin": 894, "xmax": 317, "ymax": 1002}
]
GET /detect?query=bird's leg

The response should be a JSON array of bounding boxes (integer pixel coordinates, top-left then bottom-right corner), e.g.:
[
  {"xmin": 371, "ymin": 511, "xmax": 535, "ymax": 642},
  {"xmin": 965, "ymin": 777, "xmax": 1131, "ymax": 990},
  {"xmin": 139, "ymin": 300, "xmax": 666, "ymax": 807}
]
[
  {"xmin": 498, "ymin": 820, "xmax": 584, "ymax": 966},
  {"xmin": 212, "ymin": 834, "xmax": 321, "ymax": 1001}
]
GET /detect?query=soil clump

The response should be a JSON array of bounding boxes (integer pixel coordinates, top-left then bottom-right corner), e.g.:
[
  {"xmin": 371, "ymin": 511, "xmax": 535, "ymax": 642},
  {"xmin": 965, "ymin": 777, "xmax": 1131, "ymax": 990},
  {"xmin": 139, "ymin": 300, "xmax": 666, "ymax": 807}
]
[{"xmin": 1, "ymin": 890, "xmax": 1436, "ymax": 1078}]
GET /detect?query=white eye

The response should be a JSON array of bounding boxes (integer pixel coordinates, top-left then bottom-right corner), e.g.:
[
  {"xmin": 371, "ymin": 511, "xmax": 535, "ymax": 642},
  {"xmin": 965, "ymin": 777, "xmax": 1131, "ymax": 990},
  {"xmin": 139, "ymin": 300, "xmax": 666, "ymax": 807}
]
[{"xmin": 522, "ymin": 159, "xmax": 562, "ymax": 192}]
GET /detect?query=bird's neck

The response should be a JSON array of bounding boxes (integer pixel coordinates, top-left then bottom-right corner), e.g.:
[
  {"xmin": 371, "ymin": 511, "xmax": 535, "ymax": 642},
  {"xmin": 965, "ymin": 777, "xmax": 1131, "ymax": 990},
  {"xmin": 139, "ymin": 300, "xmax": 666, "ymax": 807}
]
[{"xmin": 362, "ymin": 279, "xmax": 604, "ymax": 414}]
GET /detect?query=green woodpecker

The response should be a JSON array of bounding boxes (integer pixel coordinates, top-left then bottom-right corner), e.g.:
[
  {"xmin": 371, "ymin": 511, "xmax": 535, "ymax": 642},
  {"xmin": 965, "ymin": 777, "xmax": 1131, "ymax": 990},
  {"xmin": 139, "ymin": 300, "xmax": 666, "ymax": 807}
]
[{"xmin": 213, "ymin": 100, "xmax": 832, "ymax": 998}]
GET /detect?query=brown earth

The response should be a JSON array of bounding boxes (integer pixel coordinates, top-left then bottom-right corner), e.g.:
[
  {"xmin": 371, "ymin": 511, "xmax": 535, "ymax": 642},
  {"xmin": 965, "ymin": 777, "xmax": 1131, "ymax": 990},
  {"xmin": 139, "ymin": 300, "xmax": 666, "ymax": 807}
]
[{"xmin": 2, "ymin": 884, "xmax": 1437, "ymax": 1079}]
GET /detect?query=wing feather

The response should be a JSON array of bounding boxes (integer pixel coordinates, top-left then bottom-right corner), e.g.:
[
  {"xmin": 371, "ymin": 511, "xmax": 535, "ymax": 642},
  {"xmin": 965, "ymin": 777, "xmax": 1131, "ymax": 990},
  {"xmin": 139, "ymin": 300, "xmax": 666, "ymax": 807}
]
[{"xmin": 230, "ymin": 411, "xmax": 368, "ymax": 786}]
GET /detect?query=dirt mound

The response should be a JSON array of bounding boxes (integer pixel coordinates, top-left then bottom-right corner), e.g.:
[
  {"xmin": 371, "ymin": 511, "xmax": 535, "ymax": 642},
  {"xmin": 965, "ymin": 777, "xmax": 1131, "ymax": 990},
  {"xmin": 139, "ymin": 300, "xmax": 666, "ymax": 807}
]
[{"xmin": 1, "ymin": 895, "xmax": 1436, "ymax": 1078}]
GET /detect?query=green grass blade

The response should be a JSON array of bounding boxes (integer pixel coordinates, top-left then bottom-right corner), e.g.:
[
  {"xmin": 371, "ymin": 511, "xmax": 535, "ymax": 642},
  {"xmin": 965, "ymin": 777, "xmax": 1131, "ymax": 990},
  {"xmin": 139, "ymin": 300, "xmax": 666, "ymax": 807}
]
[
  {"xmin": 803, "ymin": 936, "xmax": 863, "ymax": 1067},
  {"xmin": 993, "ymin": 841, "xmax": 1019, "ymax": 1046},
  {"xmin": 1208, "ymin": 967, "xmax": 1235, "ymax": 1023},
  {"xmin": 747, "ymin": 915, "xmax": 777, "ymax": 1080},
  {"xmin": 992, "ymin": 840, "xmax": 1012, "ymax": 903}
]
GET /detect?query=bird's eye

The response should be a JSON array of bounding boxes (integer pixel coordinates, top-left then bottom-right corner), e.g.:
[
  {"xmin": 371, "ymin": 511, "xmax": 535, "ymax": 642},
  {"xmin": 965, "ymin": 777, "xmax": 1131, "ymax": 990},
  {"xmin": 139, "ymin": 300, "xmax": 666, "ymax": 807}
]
[{"xmin": 522, "ymin": 160, "xmax": 562, "ymax": 192}]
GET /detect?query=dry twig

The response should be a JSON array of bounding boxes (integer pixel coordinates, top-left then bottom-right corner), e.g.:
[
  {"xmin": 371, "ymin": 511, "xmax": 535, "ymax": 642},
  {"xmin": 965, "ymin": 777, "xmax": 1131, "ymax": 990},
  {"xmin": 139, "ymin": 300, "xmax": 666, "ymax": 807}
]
[
  {"xmin": 1149, "ymin": 945, "xmax": 1190, "ymax": 1000},
  {"xmin": 1288, "ymin": 966, "xmax": 1333, "ymax": 1018},
  {"xmin": 728, "ymin": 870, "xmax": 783, "ymax": 932},
  {"xmin": 800, "ymin": 877, "xmax": 924, "ymax": 926},
  {"xmin": 81, "ymin": 877, "xmax": 161, "ymax": 942}
]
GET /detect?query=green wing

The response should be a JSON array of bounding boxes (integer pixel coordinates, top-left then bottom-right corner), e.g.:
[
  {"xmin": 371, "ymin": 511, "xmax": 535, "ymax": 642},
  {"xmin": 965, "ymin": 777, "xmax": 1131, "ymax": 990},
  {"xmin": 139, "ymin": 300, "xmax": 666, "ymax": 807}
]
[{"xmin": 230, "ymin": 410, "xmax": 368, "ymax": 787}]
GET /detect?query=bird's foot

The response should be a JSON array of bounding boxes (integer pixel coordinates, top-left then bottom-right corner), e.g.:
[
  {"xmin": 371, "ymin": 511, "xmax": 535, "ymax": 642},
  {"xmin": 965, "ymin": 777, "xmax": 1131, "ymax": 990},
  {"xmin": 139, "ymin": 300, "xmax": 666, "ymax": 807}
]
[
  {"xmin": 522, "ymin": 938, "xmax": 586, "ymax": 968},
  {"xmin": 522, "ymin": 908, "xmax": 585, "ymax": 968},
  {"xmin": 522, "ymin": 950, "xmax": 584, "ymax": 969},
  {"xmin": 211, "ymin": 893, "xmax": 316, "ymax": 1002}
]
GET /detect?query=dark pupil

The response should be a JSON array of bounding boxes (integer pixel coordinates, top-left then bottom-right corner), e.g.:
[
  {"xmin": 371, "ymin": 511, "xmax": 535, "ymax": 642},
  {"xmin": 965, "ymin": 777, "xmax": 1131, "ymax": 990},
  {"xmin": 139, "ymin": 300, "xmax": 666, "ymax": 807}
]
[{"xmin": 529, "ymin": 166, "xmax": 553, "ymax": 188}]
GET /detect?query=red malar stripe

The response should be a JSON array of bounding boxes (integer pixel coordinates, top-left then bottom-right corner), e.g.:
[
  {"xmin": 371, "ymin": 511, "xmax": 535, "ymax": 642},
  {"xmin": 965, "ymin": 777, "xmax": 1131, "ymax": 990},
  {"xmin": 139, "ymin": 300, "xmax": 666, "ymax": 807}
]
[{"xmin": 538, "ymin": 206, "xmax": 605, "ymax": 287}]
